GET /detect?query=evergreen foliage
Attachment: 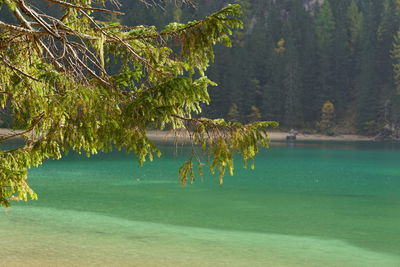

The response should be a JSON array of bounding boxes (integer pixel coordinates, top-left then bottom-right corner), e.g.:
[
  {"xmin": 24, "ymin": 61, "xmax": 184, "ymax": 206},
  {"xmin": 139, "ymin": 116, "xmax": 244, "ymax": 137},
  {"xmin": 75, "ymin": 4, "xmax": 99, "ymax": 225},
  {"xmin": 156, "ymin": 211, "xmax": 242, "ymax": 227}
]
[
  {"xmin": 0, "ymin": 0, "xmax": 277, "ymax": 207},
  {"xmin": 317, "ymin": 101, "xmax": 335, "ymax": 135},
  {"xmin": 130, "ymin": 0, "xmax": 400, "ymax": 135},
  {"xmin": 2, "ymin": 0, "xmax": 400, "ymax": 206},
  {"xmin": 393, "ymin": 30, "xmax": 400, "ymax": 93}
]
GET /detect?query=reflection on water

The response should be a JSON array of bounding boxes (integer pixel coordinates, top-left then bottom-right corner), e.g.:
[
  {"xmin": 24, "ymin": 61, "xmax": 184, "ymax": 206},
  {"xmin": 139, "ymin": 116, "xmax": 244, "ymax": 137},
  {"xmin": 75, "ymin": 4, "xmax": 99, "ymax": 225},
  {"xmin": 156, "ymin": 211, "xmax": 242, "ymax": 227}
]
[{"xmin": 1, "ymin": 140, "xmax": 400, "ymax": 266}]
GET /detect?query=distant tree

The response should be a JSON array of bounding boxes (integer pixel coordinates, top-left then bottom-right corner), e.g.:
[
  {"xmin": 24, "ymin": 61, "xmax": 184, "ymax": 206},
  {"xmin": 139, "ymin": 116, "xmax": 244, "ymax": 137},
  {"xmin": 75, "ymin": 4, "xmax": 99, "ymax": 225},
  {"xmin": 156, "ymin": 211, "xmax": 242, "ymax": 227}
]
[
  {"xmin": 247, "ymin": 105, "xmax": 262, "ymax": 123},
  {"xmin": 283, "ymin": 37, "xmax": 302, "ymax": 127},
  {"xmin": 275, "ymin": 38, "xmax": 286, "ymax": 53},
  {"xmin": 0, "ymin": 1, "xmax": 277, "ymax": 206},
  {"xmin": 346, "ymin": 0, "xmax": 363, "ymax": 54},
  {"xmin": 227, "ymin": 103, "xmax": 240, "ymax": 122},
  {"xmin": 300, "ymin": 13, "xmax": 320, "ymax": 125},
  {"xmin": 262, "ymin": 5, "xmax": 286, "ymax": 123},
  {"xmin": 315, "ymin": 0, "xmax": 335, "ymax": 57},
  {"xmin": 344, "ymin": 0, "xmax": 363, "ymax": 107},
  {"xmin": 377, "ymin": 0, "xmax": 399, "ymax": 86},
  {"xmin": 314, "ymin": 0, "xmax": 336, "ymax": 106},
  {"xmin": 282, "ymin": 1, "xmax": 308, "ymax": 128},
  {"xmin": 317, "ymin": 101, "xmax": 335, "ymax": 135},
  {"xmin": 392, "ymin": 30, "xmax": 400, "ymax": 93},
  {"xmin": 355, "ymin": 0, "xmax": 381, "ymax": 133},
  {"xmin": 329, "ymin": 0, "xmax": 352, "ymax": 118},
  {"xmin": 394, "ymin": 0, "xmax": 400, "ymax": 94}
]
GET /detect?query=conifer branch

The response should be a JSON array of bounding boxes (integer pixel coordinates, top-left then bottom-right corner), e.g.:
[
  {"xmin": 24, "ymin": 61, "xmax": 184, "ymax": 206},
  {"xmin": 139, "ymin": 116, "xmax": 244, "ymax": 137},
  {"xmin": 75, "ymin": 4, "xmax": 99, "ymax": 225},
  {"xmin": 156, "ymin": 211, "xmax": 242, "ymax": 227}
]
[{"xmin": 42, "ymin": 0, "xmax": 125, "ymax": 15}]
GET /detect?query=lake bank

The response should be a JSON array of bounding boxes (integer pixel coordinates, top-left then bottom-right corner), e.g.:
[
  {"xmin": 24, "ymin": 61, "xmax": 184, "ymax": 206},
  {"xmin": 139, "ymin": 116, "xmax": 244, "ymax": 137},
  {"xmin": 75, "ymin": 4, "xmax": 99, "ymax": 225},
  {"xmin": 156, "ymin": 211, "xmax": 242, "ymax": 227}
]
[
  {"xmin": 0, "ymin": 128, "xmax": 373, "ymax": 143},
  {"xmin": 0, "ymin": 128, "xmax": 23, "ymax": 139},
  {"xmin": 147, "ymin": 130, "xmax": 373, "ymax": 143}
]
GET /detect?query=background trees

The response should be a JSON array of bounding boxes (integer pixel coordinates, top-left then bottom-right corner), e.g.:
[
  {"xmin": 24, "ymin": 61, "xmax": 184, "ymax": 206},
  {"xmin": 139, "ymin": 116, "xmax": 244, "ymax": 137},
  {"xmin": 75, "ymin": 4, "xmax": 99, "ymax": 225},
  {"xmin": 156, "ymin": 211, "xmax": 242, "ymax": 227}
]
[
  {"xmin": 108, "ymin": 0, "xmax": 400, "ymax": 134},
  {"xmin": 4, "ymin": 0, "xmax": 398, "ymax": 133}
]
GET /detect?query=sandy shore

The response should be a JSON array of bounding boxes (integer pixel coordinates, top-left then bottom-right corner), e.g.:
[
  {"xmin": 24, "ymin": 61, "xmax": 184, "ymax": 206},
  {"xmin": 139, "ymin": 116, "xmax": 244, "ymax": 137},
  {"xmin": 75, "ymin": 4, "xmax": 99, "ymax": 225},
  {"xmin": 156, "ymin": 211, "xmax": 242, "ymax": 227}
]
[
  {"xmin": 0, "ymin": 128, "xmax": 10, "ymax": 136},
  {"xmin": 0, "ymin": 128, "xmax": 373, "ymax": 142},
  {"xmin": 267, "ymin": 131, "xmax": 373, "ymax": 141},
  {"xmin": 146, "ymin": 130, "xmax": 373, "ymax": 142},
  {"xmin": 0, "ymin": 128, "xmax": 22, "ymax": 137}
]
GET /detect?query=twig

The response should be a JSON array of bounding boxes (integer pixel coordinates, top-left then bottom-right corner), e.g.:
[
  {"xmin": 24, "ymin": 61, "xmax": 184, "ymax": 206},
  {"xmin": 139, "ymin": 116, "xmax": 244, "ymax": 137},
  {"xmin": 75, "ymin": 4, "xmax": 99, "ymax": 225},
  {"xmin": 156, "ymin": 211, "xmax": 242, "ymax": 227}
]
[
  {"xmin": 0, "ymin": 21, "xmax": 43, "ymax": 35},
  {"xmin": 42, "ymin": 0, "xmax": 125, "ymax": 15},
  {"xmin": 0, "ymin": 113, "xmax": 44, "ymax": 142},
  {"xmin": 0, "ymin": 56, "xmax": 40, "ymax": 82}
]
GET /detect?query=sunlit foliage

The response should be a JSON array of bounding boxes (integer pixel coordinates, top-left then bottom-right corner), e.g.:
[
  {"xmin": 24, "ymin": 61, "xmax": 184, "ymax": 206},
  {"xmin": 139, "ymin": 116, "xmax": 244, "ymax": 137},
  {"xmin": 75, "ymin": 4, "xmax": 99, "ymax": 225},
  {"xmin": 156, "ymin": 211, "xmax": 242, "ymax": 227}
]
[{"xmin": 0, "ymin": 0, "xmax": 277, "ymax": 206}]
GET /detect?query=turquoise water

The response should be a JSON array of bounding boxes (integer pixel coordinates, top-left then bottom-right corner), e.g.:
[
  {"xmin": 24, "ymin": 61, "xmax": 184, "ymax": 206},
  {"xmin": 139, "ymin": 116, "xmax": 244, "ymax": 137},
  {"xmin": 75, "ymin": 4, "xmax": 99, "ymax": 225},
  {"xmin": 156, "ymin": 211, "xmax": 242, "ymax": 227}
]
[{"xmin": 1, "ymin": 141, "xmax": 400, "ymax": 266}]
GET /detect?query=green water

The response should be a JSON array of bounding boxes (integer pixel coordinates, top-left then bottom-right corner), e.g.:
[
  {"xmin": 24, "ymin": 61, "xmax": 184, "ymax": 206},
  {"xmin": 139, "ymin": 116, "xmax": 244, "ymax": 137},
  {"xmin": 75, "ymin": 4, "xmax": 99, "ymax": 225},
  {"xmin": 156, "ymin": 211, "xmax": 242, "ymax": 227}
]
[{"xmin": 1, "ymin": 141, "xmax": 400, "ymax": 266}]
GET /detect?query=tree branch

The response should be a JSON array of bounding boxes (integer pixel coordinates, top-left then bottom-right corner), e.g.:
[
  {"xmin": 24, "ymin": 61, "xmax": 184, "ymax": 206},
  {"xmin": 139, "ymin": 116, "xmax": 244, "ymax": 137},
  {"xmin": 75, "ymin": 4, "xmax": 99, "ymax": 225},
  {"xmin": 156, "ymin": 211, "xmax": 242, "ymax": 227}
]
[
  {"xmin": 0, "ymin": 21, "xmax": 43, "ymax": 35},
  {"xmin": 42, "ymin": 0, "xmax": 125, "ymax": 15},
  {"xmin": 0, "ymin": 56, "xmax": 40, "ymax": 82},
  {"xmin": 0, "ymin": 113, "xmax": 44, "ymax": 143}
]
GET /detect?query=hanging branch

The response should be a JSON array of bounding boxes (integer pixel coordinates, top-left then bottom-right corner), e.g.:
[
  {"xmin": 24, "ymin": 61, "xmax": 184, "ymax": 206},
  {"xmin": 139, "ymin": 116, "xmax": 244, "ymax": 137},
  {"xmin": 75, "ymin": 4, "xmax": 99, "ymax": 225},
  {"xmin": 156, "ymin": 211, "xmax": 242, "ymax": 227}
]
[
  {"xmin": 42, "ymin": 0, "xmax": 125, "ymax": 15},
  {"xmin": 0, "ymin": 1, "xmax": 276, "ymax": 208}
]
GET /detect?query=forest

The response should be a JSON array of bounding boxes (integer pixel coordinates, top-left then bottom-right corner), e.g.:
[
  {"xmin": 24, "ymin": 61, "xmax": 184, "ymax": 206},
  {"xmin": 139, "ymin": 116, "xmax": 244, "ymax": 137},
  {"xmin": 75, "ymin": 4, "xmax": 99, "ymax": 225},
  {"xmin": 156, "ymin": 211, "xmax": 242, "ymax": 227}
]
[
  {"xmin": 2, "ymin": 0, "xmax": 400, "ymax": 136},
  {"xmin": 119, "ymin": 0, "xmax": 400, "ymax": 136}
]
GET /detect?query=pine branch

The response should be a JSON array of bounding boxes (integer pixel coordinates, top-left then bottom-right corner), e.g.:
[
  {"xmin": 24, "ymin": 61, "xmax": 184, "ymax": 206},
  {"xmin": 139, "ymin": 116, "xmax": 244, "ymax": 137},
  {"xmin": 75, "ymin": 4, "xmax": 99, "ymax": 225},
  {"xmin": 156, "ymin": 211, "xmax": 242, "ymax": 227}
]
[{"xmin": 42, "ymin": 0, "xmax": 125, "ymax": 15}]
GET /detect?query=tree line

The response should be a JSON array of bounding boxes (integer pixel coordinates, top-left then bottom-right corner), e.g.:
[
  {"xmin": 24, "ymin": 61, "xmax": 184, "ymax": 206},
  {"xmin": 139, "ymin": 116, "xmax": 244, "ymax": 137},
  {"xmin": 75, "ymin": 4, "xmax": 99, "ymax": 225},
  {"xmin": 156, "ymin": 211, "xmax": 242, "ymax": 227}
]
[
  {"xmin": 116, "ymin": 0, "xmax": 400, "ymax": 135},
  {"xmin": 2, "ymin": 0, "xmax": 400, "ymax": 135}
]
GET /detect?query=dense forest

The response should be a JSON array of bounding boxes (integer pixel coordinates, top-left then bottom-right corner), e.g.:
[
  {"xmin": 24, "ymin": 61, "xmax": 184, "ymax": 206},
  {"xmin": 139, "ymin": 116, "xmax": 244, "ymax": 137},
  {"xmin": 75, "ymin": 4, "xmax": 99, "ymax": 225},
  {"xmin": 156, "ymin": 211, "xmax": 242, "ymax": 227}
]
[
  {"xmin": 2, "ymin": 0, "xmax": 400, "ymax": 136},
  {"xmin": 117, "ymin": 0, "xmax": 400, "ymax": 135}
]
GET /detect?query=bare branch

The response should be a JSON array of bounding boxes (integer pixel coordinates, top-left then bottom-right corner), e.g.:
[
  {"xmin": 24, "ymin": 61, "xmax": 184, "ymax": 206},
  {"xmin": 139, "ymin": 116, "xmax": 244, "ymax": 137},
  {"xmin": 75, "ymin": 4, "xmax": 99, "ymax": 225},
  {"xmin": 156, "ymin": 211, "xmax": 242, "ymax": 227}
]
[
  {"xmin": 0, "ymin": 21, "xmax": 42, "ymax": 35},
  {"xmin": 42, "ymin": 0, "xmax": 125, "ymax": 15},
  {"xmin": 0, "ymin": 113, "xmax": 44, "ymax": 142},
  {"xmin": 65, "ymin": 43, "xmax": 113, "ymax": 88},
  {"xmin": 0, "ymin": 56, "xmax": 40, "ymax": 82},
  {"xmin": 2, "ymin": 0, "xmax": 172, "ymax": 90},
  {"xmin": 79, "ymin": 10, "xmax": 156, "ymax": 71},
  {"xmin": 17, "ymin": 0, "xmax": 61, "ymax": 38}
]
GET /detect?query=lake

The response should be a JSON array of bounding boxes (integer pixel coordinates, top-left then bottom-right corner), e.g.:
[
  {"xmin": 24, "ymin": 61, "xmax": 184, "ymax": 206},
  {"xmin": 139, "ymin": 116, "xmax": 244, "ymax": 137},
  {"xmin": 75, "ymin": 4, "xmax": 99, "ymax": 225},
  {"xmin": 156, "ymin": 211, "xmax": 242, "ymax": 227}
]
[{"xmin": 1, "ymin": 141, "xmax": 400, "ymax": 266}]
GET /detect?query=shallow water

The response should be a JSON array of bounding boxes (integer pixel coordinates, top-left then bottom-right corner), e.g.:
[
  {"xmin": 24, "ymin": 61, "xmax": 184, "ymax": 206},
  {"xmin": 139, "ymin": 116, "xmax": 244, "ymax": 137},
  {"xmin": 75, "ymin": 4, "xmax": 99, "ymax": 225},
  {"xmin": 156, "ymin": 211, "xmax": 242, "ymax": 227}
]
[{"xmin": 1, "ymin": 141, "xmax": 400, "ymax": 266}]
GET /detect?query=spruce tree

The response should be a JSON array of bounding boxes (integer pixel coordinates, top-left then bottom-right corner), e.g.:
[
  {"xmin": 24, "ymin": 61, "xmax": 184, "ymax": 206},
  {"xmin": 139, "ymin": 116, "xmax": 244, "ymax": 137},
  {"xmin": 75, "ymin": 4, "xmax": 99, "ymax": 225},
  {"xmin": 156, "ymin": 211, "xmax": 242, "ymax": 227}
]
[
  {"xmin": 355, "ymin": 0, "xmax": 381, "ymax": 133},
  {"xmin": 330, "ymin": 0, "xmax": 352, "ymax": 119},
  {"xmin": 314, "ymin": 0, "xmax": 336, "ymax": 108},
  {"xmin": 392, "ymin": 30, "xmax": 400, "ymax": 93},
  {"xmin": 300, "ymin": 12, "xmax": 320, "ymax": 125},
  {"xmin": 0, "ymin": 1, "xmax": 277, "ymax": 206},
  {"xmin": 345, "ymin": 0, "xmax": 363, "ymax": 106},
  {"xmin": 281, "ymin": 1, "xmax": 305, "ymax": 127}
]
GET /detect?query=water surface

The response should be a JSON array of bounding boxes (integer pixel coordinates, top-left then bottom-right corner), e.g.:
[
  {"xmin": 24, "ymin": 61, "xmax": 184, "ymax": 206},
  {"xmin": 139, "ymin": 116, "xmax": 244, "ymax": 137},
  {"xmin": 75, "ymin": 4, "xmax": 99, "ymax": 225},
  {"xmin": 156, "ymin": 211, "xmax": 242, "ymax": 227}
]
[{"xmin": 1, "ymin": 141, "xmax": 400, "ymax": 266}]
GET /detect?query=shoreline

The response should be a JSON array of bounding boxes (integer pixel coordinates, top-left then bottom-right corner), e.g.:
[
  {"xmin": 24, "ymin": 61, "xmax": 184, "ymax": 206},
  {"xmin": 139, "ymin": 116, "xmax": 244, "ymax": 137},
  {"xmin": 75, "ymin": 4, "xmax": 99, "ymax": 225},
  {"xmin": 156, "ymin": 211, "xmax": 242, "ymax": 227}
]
[
  {"xmin": 267, "ymin": 131, "xmax": 373, "ymax": 142},
  {"xmin": 1, "ymin": 128, "xmax": 374, "ymax": 143},
  {"xmin": 0, "ymin": 128, "xmax": 23, "ymax": 138},
  {"xmin": 147, "ymin": 130, "xmax": 374, "ymax": 142}
]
